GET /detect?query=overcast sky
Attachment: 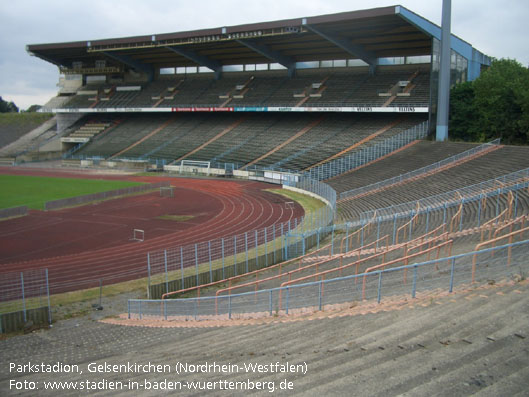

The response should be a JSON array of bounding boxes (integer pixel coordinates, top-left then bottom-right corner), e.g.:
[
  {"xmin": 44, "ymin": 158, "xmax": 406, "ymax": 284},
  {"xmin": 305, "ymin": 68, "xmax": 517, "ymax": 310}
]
[{"xmin": 1, "ymin": 0, "xmax": 527, "ymax": 110}]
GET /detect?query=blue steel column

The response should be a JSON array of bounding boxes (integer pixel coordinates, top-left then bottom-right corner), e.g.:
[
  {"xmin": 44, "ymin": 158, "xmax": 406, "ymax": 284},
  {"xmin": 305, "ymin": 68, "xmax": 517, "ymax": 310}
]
[{"xmin": 436, "ymin": 0, "xmax": 452, "ymax": 141}]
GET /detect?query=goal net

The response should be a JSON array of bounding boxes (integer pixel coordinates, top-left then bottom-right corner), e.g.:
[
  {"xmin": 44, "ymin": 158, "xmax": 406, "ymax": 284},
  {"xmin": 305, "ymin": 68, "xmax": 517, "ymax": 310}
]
[
  {"xmin": 131, "ymin": 229, "xmax": 145, "ymax": 242},
  {"xmin": 285, "ymin": 201, "xmax": 295, "ymax": 210},
  {"xmin": 180, "ymin": 159, "xmax": 211, "ymax": 176},
  {"xmin": 160, "ymin": 186, "xmax": 174, "ymax": 198}
]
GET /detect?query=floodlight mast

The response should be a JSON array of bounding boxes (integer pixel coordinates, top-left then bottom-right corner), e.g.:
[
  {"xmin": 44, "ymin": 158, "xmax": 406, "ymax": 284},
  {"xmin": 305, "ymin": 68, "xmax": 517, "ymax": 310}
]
[{"xmin": 436, "ymin": 0, "xmax": 451, "ymax": 141}]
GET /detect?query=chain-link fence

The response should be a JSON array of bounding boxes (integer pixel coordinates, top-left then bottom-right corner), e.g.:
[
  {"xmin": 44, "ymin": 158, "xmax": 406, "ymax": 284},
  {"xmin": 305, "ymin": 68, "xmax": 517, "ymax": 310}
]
[
  {"xmin": 146, "ymin": 205, "xmax": 335, "ymax": 298},
  {"xmin": 129, "ymin": 239, "xmax": 529, "ymax": 321},
  {"xmin": 0, "ymin": 269, "xmax": 51, "ymax": 333}
]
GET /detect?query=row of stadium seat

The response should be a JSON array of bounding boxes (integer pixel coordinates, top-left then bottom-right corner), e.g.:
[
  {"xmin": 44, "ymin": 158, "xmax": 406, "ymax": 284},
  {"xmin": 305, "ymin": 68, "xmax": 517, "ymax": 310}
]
[
  {"xmin": 71, "ymin": 112, "xmax": 428, "ymax": 171},
  {"xmin": 62, "ymin": 66, "xmax": 430, "ymax": 109}
]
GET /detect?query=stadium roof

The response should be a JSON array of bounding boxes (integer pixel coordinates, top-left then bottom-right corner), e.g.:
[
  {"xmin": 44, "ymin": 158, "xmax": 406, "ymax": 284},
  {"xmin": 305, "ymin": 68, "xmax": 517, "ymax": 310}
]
[{"xmin": 27, "ymin": 5, "xmax": 489, "ymax": 78}]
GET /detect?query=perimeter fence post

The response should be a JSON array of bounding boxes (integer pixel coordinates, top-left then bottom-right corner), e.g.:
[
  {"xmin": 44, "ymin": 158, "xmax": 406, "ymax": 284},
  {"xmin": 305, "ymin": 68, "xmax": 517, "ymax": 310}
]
[
  {"xmin": 234, "ymin": 235, "xmax": 238, "ymax": 276},
  {"xmin": 195, "ymin": 244, "xmax": 199, "ymax": 287},
  {"xmin": 164, "ymin": 300, "xmax": 167, "ymax": 321},
  {"xmin": 273, "ymin": 224, "xmax": 276, "ymax": 264},
  {"xmin": 180, "ymin": 248, "xmax": 184, "ymax": 288},
  {"xmin": 449, "ymin": 258, "xmax": 456, "ymax": 293},
  {"xmin": 377, "ymin": 272, "xmax": 383, "ymax": 303},
  {"xmin": 318, "ymin": 281, "xmax": 323, "ymax": 311},
  {"xmin": 269, "ymin": 290, "xmax": 273, "ymax": 316},
  {"xmin": 208, "ymin": 241, "xmax": 212, "ymax": 283},
  {"xmin": 286, "ymin": 288, "xmax": 290, "ymax": 315},
  {"xmin": 412, "ymin": 266, "xmax": 418, "ymax": 298},
  {"xmin": 255, "ymin": 230, "xmax": 258, "ymax": 266},
  {"xmin": 331, "ymin": 226, "xmax": 334, "ymax": 256},
  {"xmin": 128, "ymin": 301, "xmax": 130, "ymax": 320},
  {"xmin": 21, "ymin": 273, "xmax": 26, "ymax": 322},
  {"xmin": 164, "ymin": 250, "xmax": 169, "ymax": 294},
  {"xmin": 147, "ymin": 254, "xmax": 151, "ymax": 299},
  {"xmin": 245, "ymin": 232, "xmax": 249, "ymax": 272},
  {"xmin": 45, "ymin": 269, "xmax": 52, "ymax": 325},
  {"xmin": 221, "ymin": 238, "xmax": 225, "ymax": 279},
  {"xmin": 265, "ymin": 227, "xmax": 268, "ymax": 266}
]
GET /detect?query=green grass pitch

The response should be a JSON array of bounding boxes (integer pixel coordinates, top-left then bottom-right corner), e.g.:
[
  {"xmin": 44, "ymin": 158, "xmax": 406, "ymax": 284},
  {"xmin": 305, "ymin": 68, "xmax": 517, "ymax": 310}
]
[{"xmin": 0, "ymin": 174, "xmax": 143, "ymax": 210}]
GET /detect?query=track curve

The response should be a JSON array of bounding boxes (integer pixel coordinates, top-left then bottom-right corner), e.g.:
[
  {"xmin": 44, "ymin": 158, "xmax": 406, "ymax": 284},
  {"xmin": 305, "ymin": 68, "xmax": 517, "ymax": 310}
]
[{"xmin": 0, "ymin": 168, "xmax": 304, "ymax": 294}]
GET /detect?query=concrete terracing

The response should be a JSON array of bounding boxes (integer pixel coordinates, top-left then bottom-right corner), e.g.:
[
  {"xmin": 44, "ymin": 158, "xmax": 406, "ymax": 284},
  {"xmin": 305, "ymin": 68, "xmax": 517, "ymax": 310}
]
[{"xmin": 1, "ymin": 279, "xmax": 527, "ymax": 395}]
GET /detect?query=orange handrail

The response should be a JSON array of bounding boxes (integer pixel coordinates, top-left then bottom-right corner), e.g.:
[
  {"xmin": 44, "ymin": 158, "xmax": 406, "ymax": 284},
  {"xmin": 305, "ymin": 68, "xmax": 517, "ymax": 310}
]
[
  {"xmin": 480, "ymin": 191, "xmax": 514, "ymax": 242},
  {"xmin": 449, "ymin": 193, "xmax": 464, "ymax": 234},
  {"xmin": 472, "ymin": 226, "xmax": 529, "ymax": 282},
  {"xmin": 278, "ymin": 233, "xmax": 450, "ymax": 308},
  {"xmin": 396, "ymin": 202, "xmax": 420, "ymax": 245},
  {"xmin": 340, "ymin": 211, "xmax": 377, "ymax": 254},
  {"xmin": 161, "ymin": 241, "xmax": 334, "ymax": 300},
  {"xmin": 492, "ymin": 215, "xmax": 528, "ymax": 242},
  {"xmin": 361, "ymin": 239, "xmax": 453, "ymax": 300}
]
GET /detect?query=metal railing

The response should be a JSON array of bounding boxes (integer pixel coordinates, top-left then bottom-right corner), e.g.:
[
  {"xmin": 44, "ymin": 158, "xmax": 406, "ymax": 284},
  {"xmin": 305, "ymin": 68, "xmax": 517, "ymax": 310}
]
[
  {"xmin": 353, "ymin": 167, "xmax": 529, "ymax": 225},
  {"xmin": 0, "ymin": 269, "xmax": 51, "ymax": 333},
  {"xmin": 128, "ymin": 239, "xmax": 529, "ymax": 320},
  {"xmin": 304, "ymin": 121, "xmax": 429, "ymax": 181},
  {"xmin": 340, "ymin": 138, "xmax": 502, "ymax": 201}
]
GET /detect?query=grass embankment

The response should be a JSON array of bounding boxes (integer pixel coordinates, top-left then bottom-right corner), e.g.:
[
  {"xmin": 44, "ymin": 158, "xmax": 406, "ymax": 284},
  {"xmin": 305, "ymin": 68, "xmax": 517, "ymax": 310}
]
[
  {"xmin": 0, "ymin": 174, "xmax": 143, "ymax": 210},
  {"xmin": 0, "ymin": 112, "xmax": 54, "ymax": 127}
]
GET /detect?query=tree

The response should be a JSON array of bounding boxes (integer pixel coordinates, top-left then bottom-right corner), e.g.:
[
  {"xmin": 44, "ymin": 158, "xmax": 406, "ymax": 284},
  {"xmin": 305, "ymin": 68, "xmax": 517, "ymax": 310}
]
[
  {"xmin": 0, "ymin": 96, "xmax": 19, "ymax": 113},
  {"xmin": 449, "ymin": 58, "xmax": 529, "ymax": 144},
  {"xmin": 448, "ymin": 81, "xmax": 479, "ymax": 142}
]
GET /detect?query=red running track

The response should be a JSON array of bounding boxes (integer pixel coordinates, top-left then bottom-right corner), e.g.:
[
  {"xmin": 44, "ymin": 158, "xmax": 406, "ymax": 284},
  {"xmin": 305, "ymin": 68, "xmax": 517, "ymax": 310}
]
[{"xmin": 0, "ymin": 167, "xmax": 304, "ymax": 294}]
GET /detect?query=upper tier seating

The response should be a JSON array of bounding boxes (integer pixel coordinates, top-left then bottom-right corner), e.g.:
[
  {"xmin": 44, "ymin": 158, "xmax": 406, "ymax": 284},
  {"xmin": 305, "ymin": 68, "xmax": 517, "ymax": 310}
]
[{"xmin": 62, "ymin": 65, "xmax": 431, "ymax": 110}]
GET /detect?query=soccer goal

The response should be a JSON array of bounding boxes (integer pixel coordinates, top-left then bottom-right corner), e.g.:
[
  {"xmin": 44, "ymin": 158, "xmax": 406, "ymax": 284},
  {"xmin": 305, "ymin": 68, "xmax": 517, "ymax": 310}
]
[
  {"xmin": 160, "ymin": 186, "xmax": 174, "ymax": 198},
  {"xmin": 131, "ymin": 229, "xmax": 145, "ymax": 242},
  {"xmin": 180, "ymin": 159, "xmax": 211, "ymax": 176},
  {"xmin": 285, "ymin": 201, "xmax": 295, "ymax": 210}
]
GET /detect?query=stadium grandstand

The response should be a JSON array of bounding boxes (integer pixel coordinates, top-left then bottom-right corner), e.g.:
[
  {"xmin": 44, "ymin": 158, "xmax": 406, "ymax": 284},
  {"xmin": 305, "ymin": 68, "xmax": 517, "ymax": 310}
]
[
  {"xmin": 18, "ymin": 5, "xmax": 492, "ymax": 175},
  {"xmin": 1, "ymin": 6, "xmax": 528, "ymax": 394}
]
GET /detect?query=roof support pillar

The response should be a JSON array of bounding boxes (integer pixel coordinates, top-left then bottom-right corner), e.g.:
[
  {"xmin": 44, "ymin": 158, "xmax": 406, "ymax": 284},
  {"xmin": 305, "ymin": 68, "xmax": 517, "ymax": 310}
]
[{"xmin": 436, "ymin": 0, "xmax": 451, "ymax": 142}]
